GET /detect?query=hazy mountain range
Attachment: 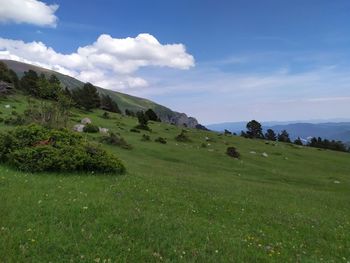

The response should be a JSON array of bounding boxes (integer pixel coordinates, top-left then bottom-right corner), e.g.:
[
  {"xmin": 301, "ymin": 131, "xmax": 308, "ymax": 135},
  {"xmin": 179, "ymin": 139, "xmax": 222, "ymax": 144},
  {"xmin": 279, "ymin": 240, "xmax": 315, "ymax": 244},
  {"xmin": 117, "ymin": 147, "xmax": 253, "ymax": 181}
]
[{"xmin": 207, "ymin": 121, "xmax": 350, "ymax": 143}]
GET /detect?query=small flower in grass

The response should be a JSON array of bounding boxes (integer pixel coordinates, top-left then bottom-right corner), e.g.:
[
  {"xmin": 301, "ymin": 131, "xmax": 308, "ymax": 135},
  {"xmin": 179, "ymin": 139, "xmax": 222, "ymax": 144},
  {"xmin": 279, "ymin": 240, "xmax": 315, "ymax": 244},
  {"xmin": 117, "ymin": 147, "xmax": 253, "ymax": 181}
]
[
  {"xmin": 83, "ymin": 206, "xmax": 88, "ymax": 210},
  {"xmin": 215, "ymin": 250, "xmax": 219, "ymax": 253}
]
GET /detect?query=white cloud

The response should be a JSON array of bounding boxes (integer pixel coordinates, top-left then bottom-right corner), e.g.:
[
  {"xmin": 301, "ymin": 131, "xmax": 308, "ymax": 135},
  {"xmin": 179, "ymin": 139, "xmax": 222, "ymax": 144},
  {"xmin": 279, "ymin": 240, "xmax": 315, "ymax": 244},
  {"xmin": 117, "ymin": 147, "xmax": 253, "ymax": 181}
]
[
  {"xmin": 0, "ymin": 34, "xmax": 195, "ymax": 89},
  {"xmin": 0, "ymin": 0, "xmax": 58, "ymax": 27}
]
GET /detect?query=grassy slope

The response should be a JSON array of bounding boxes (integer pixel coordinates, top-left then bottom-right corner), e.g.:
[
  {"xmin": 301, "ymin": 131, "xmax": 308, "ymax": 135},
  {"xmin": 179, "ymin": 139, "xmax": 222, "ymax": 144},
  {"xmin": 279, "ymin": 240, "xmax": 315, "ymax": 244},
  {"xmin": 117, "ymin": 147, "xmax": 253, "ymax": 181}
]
[
  {"xmin": 1, "ymin": 60, "xmax": 176, "ymax": 118},
  {"xmin": 0, "ymin": 94, "xmax": 349, "ymax": 262}
]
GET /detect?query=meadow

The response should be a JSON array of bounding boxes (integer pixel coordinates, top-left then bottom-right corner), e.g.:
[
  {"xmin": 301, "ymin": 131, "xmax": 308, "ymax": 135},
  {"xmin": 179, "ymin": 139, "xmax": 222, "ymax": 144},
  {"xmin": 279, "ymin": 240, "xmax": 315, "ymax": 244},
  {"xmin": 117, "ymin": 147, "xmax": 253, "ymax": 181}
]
[{"xmin": 0, "ymin": 95, "xmax": 349, "ymax": 262}]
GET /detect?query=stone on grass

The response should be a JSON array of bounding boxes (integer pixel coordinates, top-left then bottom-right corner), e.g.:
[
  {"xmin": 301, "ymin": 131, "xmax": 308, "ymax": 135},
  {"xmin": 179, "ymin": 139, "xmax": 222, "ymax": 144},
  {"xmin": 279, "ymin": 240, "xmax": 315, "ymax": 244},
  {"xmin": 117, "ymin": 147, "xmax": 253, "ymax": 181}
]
[
  {"xmin": 81, "ymin": 118, "xmax": 92, "ymax": 124},
  {"xmin": 99, "ymin": 127, "xmax": 109, "ymax": 134},
  {"xmin": 262, "ymin": 152, "xmax": 268, "ymax": 158},
  {"xmin": 73, "ymin": 124, "xmax": 85, "ymax": 132}
]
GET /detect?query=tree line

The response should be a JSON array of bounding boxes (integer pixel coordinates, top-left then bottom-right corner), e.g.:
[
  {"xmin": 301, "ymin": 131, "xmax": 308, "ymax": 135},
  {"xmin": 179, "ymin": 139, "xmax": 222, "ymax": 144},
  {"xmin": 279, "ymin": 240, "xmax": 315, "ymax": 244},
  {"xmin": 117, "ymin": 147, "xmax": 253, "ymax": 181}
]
[{"xmin": 239, "ymin": 120, "xmax": 349, "ymax": 153}]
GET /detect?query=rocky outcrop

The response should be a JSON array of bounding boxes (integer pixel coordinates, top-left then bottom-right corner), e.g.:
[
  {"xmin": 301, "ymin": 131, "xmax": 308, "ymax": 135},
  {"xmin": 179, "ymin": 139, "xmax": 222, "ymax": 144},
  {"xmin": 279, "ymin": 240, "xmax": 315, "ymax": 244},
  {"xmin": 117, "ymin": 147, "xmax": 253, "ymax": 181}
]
[
  {"xmin": 0, "ymin": 81, "xmax": 14, "ymax": 95},
  {"xmin": 161, "ymin": 112, "xmax": 199, "ymax": 128}
]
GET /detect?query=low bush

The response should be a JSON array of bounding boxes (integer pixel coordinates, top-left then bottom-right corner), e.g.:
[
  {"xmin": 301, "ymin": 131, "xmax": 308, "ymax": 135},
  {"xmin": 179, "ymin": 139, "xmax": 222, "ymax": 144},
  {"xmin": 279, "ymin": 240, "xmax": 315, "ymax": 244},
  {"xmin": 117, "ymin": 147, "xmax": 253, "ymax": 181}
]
[
  {"xmin": 0, "ymin": 124, "xmax": 125, "ymax": 174},
  {"xmin": 101, "ymin": 111, "xmax": 110, "ymax": 119},
  {"xmin": 100, "ymin": 133, "xmax": 132, "ymax": 150},
  {"xmin": 141, "ymin": 134, "xmax": 150, "ymax": 141},
  {"xmin": 226, "ymin": 147, "xmax": 240, "ymax": 159},
  {"xmin": 175, "ymin": 129, "xmax": 191, "ymax": 142},
  {"xmin": 155, "ymin": 137, "xmax": 167, "ymax": 144},
  {"xmin": 83, "ymin": 123, "xmax": 99, "ymax": 133},
  {"xmin": 135, "ymin": 124, "xmax": 151, "ymax": 131},
  {"xmin": 130, "ymin": 128, "xmax": 140, "ymax": 133},
  {"xmin": 4, "ymin": 115, "xmax": 25, "ymax": 126}
]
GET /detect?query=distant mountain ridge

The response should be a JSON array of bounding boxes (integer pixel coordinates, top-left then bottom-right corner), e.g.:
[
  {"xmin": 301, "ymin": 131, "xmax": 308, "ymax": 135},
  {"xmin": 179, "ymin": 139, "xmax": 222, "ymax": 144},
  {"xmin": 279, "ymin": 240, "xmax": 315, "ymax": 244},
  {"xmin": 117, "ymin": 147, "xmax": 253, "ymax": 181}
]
[
  {"xmin": 1, "ymin": 59, "xmax": 200, "ymax": 128},
  {"xmin": 207, "ymin": 121, "xmax": 350, "ymax": 143}
]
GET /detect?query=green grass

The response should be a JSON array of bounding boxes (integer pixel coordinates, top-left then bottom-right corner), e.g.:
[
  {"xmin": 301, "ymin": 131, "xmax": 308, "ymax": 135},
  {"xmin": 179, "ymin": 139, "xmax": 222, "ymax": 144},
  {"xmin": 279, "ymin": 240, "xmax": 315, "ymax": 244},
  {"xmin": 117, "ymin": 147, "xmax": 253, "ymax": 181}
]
[{"xmin": 0, "ymin": 95, "xmax": 349, "ymax": 262}]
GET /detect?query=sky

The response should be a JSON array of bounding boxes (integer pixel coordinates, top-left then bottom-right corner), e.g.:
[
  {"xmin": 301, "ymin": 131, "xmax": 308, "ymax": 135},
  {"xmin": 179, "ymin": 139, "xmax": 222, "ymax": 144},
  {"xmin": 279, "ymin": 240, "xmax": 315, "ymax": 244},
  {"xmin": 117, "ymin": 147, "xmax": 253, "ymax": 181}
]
[{"xmin": 0, "ymin": 0, "xmax": 350, "ymax": 124}]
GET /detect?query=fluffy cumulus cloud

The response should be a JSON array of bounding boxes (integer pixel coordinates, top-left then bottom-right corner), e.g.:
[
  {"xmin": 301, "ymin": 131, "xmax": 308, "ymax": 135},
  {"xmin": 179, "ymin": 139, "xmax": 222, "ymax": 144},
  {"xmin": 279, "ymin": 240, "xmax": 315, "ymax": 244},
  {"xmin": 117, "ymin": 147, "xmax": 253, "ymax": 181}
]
[
  {"xmin": 0, "ymin": 0, "xmax": 58, "ymax": 27},
  {"xmin": 0, "ymin": 34, "xmax": 195, "ymax": 89}
]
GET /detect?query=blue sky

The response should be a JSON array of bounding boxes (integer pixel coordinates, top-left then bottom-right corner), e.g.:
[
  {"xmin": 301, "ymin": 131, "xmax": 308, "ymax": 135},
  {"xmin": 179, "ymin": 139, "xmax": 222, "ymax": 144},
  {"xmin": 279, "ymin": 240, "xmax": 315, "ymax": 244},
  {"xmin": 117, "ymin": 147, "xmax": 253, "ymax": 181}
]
[{"xmin": 1, "ymin": 0, "xmax": 350, "ymax": 124}]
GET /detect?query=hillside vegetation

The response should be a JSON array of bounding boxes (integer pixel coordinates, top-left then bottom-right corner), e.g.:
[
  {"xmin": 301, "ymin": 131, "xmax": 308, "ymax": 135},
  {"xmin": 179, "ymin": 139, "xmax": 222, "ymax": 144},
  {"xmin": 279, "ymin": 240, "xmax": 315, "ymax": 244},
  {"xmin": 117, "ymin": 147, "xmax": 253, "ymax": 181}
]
[
  {"xmin": 0, "ymin": 60, "xmax": 199, "ymax": 127},
  {"xmin": 0, "ymin": 92, "xmax": 349, "ymax": 262}
]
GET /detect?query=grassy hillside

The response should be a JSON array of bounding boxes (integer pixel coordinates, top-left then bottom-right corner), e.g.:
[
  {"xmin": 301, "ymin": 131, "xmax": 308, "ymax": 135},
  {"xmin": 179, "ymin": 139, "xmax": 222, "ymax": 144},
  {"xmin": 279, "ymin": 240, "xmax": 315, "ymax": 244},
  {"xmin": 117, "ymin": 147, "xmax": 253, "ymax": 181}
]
[
  {"xmin": 0, "ymin": 94, "xmax": 349, "ymax": 262},
  {"xmin": 0, "ymin": 60, "xmax": 189, "ymax": 123}
]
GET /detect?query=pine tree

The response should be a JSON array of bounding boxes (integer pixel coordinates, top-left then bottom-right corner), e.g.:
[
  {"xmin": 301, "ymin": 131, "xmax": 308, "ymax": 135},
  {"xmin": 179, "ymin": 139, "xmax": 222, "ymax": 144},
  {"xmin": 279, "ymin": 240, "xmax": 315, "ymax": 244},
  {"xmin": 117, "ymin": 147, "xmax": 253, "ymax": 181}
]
[
  {"xmin": 246, "ymin": 120, "xmax": 264, "ymax": 139},
  {"xmin": 265, "ymin": 129, "xmax": 277, "ymax": 141},
  {"xmin": 72, "ymin": 82, "xmax": 100, "ymax": 111},
  {"xmin": 101, "ymin": 95, "xmax": 121, "ymax": 113},
  {"xmin": 277, "ymin": 130, "xmax": 291, "ymax": 143}
]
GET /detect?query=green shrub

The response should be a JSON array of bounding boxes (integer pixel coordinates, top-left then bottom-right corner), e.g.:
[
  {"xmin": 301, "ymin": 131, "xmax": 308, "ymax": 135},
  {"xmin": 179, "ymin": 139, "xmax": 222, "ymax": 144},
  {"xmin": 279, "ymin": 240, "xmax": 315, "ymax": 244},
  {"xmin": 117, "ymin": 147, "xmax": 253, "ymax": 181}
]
[
  {"xmin": 175, "ymin": 129, "xmax": 191, "ymax": 142},
  {"xmin": 100, "ymin": 133, "xmax": 132, "ymax": 150},
  {"xmin": 101, "ymin": 111, "xmax": 110, "ymax": 119},
  {"xmin": 155, "ymin": 137, "xmax": 167, "ymax": 144},
  {"xmin": 141, "ymin": 134, "xmax": 150, "ymax": 141},
  {"xmin": 226, "ymin": 147, "xmax": 240, "ymax": 159},
  {"xmin": 130, "ymin": 128, "xmax": 140, "ymax": 133},
  {"xmin": 83, "ymin": 123, "xmax": 99, "ymax": 133},
  {"xmin": 0, "ymin": 117, "xmax": 3, "ymax": 123},
  {"xmin": 0, "ymin": 125, "xmax": 125, "ymax": 174},
  {"xmin": 11, "ymin": 110, "xmax": 18, "ymax": 116},
  {"xmin": 4, "ymin": 115, "xmax": 25, "ymax": 126},
  {"xmin": 135, "ymin": 124, "xmax": 151, "ymax": 131}
]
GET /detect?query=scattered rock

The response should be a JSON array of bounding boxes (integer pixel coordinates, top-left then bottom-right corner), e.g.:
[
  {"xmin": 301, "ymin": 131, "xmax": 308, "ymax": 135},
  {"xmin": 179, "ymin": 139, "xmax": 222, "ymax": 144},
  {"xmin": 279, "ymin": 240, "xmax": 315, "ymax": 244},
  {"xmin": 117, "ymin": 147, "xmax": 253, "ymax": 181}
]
[
  {"xmin": 99, "ymin": 127, "xmax": 109, "ymax": 134},
  {"xmin": 262, "ymin": 152, "xmax": 268, "ymax": 158},
  {"xmin": 205, "ymin": 136, "xmax": 210, "ymax": 141},
  {"xmin": 334, "ymin": 180, "xmax": 340, "ymax": 184},
  {"xmin": 81, "ymin": 118, "xmax": 92, "ymax": 124},
  {"xmin": 73, "ymin": 124, "xmax": 85, "ymax": 132},
  {"xmin": 249, "ymin": 151, "xmax": 256, "ymax": 154},
  {"xmin": 4, "ymin": 104, "xmax": 10, "ymax": 109}
]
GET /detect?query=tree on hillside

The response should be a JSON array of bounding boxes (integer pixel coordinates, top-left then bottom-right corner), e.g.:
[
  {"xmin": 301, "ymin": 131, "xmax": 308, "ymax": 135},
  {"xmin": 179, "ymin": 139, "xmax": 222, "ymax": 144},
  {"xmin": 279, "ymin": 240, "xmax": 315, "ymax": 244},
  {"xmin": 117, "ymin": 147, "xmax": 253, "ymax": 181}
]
[
  {"xmin": 294, "ymin": 137, "xmax": 303, "ymax": 145},
  {"xmin": 72, "ymin": 82, "xmax": 101, "ymax": 111},
  {"xmin": 277, "ymin": 130, "xmax": 291, "ymax": 143},
  {"xmin": 125, "ymin": 109, "xmax": 135, "ymax": 117},
  {"xmin": 224, "ymin": 129, "xmax": 232, "ymax": 135},
  {"xmin": 145, "ymin": 109, "xmax": 160, "ymax": 122},
  {"xmin": 101, "ymin": 95, "xmax": 121, "ymax": 113},
  {"xmin": 20, "ymin": 70, "xmax": 39, "ymax": 95},
  {"xmin": 307, "ymin": 136, "xmax": 348, "ymax": 152},
  {"xmin": 246, "ymin": 120, "xmax": 264, "ymax": 139},
  {"xmin": 136, "ymin": 111, "xmax": 149, "ymax": 127},
  {"xmin": 265, "ymin": 129, "xmax": 277, "ymax": 141},
  {"xmin": 0, "ymin": 62, "xmax": 19, "ymax": 91},
  {"xmin": 49, "ymin": 74, "xmax": 60, "ymax": 85},
  {"xmin": 37, "ymin": 74, "xmax": 62, "ymax": 100}
]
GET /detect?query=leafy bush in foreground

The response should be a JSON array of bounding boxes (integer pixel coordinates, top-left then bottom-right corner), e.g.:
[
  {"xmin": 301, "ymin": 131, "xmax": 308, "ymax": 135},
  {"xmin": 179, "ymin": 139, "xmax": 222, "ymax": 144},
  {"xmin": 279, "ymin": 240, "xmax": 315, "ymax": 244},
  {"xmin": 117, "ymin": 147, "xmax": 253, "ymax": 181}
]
[{"xmin": 0, "ymin": 124, "xmax": 125, "ymax": 173}]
